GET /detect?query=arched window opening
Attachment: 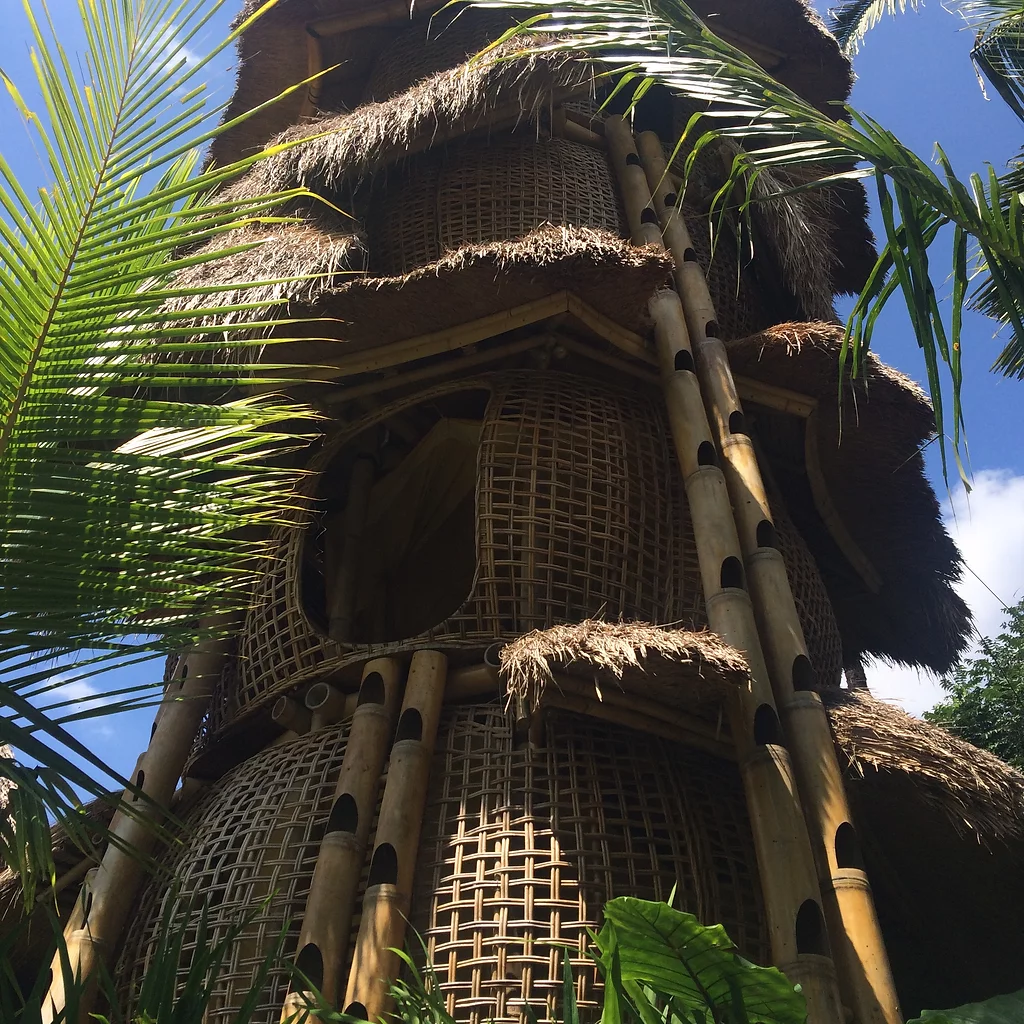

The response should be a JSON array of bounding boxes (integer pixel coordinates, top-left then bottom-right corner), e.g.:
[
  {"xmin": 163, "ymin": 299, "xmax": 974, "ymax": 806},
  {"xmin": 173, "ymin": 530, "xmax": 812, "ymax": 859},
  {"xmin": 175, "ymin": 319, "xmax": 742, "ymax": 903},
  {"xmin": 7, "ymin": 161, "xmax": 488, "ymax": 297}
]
[
  {"xmin": 295, "ymin": 943, "xmax": 324, "ymax": 991},
  {"xmin": 792, "ymin": 655, "xmax": 815, "ymax": 691},
  {"xmin": 327, "ymin": 794, "xmax": 358, "ymax": 835},
  {"xmin": 697, "ymin": 441, "xmax": 718, "ymax": 467},
  {"xmin": 756, "ymin": 520, "xmax": 777, "ymax": 549},
  {"xmin": 357, "ymin": 671, "xmax": 385, "ymax": 707},
  {"xmin": 753, "ymin": 704, "xmax": 783, "ymax": 747},
  {"xmin": 720, "ymin": 556, "xmax": 744, "ymax": 590},
  {"xmin": 302, "ymin": 390, "xmax": 488, "ymax": 644},
  {"xmin": 395, "ymin": 708, "xmax": 423, "ymax": 743}
]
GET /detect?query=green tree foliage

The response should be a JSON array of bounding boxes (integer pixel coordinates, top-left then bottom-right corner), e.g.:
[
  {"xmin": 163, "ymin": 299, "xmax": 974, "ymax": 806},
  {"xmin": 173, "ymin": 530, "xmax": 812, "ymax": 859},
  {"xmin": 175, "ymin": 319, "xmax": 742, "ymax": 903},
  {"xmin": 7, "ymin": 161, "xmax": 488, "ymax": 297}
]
[{"xmin": 925, "ymin": 598, "xmax": 1024, "ymax": 769}]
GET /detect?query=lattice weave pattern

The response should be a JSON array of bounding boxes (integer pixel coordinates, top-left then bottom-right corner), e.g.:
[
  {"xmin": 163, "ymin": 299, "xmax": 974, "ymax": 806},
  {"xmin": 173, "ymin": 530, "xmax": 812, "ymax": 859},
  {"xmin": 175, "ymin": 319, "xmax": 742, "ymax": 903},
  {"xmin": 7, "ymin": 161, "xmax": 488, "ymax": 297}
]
[
  {"xmin": 412, "ymin": 705, "xmax": 769, "ymax": 1024},
  {"xmin": 369, "ymin": 136, "xmax": 625, "ymax": 277},
  {"xmin": 119, "ymin": 724, "xmax": 350, "ymax": 1023},
  {"xmin": 197, "ymin": 373, "xmax": 702, "ymax": 746}
]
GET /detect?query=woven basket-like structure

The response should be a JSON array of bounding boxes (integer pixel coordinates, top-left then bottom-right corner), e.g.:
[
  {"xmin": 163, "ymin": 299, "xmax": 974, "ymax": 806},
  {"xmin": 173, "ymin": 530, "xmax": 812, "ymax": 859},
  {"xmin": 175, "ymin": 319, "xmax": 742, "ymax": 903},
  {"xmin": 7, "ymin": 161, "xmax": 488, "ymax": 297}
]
[
  {"xmin": 368, "ymin": 136, "xmax": 625, "ymax": 276},
  {"xmin": 194, "ymin": 372, "xmax": 703, "ymax": 748},
  {"xmin": 411, "ymin": 705, "xmax": 768, "ymax": 1024},
  {"xmin": 119, "ymin": 722, "xmax": 351, "ymax": 1024},
  {"xmin": 122, "ymin": 705, "xmax": 767, "ymax": 1024}
]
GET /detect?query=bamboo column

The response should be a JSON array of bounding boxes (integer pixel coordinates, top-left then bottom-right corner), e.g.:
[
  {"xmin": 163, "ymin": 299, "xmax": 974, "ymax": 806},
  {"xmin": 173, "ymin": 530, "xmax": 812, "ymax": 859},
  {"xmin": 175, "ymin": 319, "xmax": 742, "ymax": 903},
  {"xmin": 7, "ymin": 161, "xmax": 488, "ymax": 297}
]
[
  {"xmin": 43, "ymin": 621, "xmax": 239, "ymax": 1024},
  {"xmin": 632, "ymin": 125, "xmax": 901, "ymax": 1024},
  {"xmin": 343, "ymin": 650, "xmax": 448, "ymax": 1021},
  {"xmin": 604, "ymin": 114, "xmax": 844, "ymax": 1024},
  {"xmin": 281, "ymin": 658, "xmax": 405, "ymax": 1022}
]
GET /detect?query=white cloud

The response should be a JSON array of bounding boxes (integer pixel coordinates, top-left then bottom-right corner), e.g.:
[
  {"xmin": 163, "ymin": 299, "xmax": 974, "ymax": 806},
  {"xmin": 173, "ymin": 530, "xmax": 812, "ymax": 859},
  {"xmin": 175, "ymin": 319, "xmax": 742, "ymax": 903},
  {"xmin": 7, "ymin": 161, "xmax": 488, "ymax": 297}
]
[{"xmin": 865, "ymin": 469, "xmax": 1024, "ymax": 717}]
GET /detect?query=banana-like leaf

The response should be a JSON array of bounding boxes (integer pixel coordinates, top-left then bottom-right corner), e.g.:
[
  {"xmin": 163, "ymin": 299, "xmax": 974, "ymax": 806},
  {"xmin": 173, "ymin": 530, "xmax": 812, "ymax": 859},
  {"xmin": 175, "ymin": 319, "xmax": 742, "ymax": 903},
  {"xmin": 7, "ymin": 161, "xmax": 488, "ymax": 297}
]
[
  {"xmin": 911, "ymin": 988, "xmax": 1024, "ymax": 1024},
  {"xmin": 594, "ymin": 897, "xmax": 806, "ymax": 1024},
  {"xmin": 0, "ymin": 0, "xmax": 342, "ymax": 892}
]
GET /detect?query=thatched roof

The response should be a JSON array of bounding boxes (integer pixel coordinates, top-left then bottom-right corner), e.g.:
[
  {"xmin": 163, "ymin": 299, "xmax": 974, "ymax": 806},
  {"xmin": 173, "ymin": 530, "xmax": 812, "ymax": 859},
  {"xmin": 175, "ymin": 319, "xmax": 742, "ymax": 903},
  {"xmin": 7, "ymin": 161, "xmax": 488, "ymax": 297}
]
[
  {"xmin": 821, "ymin": 688, "xmax": 1024, "ymax": 842},
  {"xmin": 493, "ymin": 619, "xmax": 1024, "ymax": 845},
  {"xmin": 727, "ymin": 323, "xmax": 971, "ymax": 672},
  {"xmin": 212, "ymin": 0, "xmax": 853, "ymax": 172},
  {"xmin": 499, "ymin": 619, "xmax": 751, "ymax": 713},
  {"xmin": 163, "ymin": 215, "xmax": 366, "ymax": 337},
  {"xmin": 221, "ymin": 48, "xmax": 597, "ymax": 206},
  {"xmin": 197, "ymin": 225, "xmax": 671, "ymax": 366}
]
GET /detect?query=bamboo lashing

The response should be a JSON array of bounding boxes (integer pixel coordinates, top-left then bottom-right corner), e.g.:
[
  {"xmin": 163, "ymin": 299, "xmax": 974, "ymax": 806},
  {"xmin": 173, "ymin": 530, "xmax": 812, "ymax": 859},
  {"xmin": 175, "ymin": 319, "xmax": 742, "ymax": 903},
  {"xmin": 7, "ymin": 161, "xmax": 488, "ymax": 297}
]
[
  {"xmin": 43, "ymin": 622, "xmax": 239, "ymax": 1024},
  {"xmin": 632, "ymin": 126, "xmax": 901, "ymax": 1024},
  {"xmin": 281, "ymin": 658, "xmax": 405, "ymax": 1022},
  {"xmin": 343, "ymin": 650, "xmax": 448, "ymax": 1021},
  {"xmin": 604, "ymin": 114, "xmax": 844, "ymax": 1024}
]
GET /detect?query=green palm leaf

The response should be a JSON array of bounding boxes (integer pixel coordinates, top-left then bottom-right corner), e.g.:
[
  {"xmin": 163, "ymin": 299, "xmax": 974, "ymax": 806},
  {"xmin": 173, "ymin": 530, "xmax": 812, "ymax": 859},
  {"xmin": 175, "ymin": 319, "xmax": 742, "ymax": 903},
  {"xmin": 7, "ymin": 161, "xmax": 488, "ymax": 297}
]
[
  {"xmin": 828, "ymin": 0, "xmax": 921, "ymax": 55},
  {"xmin": 0, "ymin": 0, "xmax": 339, "ymax": 889},
  {"xmin": 473, "ymin": 0, "xmax": 1024, "ymax": 484}
]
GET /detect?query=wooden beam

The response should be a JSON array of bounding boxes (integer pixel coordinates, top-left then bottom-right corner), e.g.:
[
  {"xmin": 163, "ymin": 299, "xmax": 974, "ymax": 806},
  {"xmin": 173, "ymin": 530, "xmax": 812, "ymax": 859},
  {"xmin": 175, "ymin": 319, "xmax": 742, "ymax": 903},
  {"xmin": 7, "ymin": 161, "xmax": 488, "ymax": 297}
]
[
  {"xmin": 736, "ymin": 376, "xmax": 818, "ymax": 418},
  {"xmin": 320, "ymin": 334, "xmax": 548, "ymax": 405},
  {"xmin": 565, "ymin": 293, "xmax": 657, "ymax": 365}
]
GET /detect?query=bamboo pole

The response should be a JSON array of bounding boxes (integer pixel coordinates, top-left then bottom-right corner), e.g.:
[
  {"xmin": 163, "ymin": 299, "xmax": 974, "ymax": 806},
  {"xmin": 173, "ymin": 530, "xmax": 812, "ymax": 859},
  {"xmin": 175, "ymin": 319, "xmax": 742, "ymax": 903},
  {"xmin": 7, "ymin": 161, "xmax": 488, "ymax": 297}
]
[
  {"xmin": 43, "ymin": 621, "xmax": 239, "ymax": 1024},
  {"xmin": 306, "ymin": 682, "xmax": 358, "ymax": 732},
  {"xmin": 281, "ymin": 658, "xmax": 405, "ymax": 1022},
  {"xmin": 632, "ymin": 126, "xmax": 901, "ymax": 1024},
  {"xmin": 343, "ymin": 650, "xmax": 448, "ymax": 1021},
  {"xmin": 604, "ymin": 114, "xmax": 843, "ymax": 1024}
]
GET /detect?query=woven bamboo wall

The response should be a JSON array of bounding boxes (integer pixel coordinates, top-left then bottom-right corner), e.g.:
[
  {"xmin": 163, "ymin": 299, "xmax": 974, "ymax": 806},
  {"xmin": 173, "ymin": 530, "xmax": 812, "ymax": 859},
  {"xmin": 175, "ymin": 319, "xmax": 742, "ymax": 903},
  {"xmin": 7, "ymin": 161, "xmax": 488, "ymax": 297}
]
[
  {"xmin": 119, "ymin": 723, "xmax": 351, "ymax": 1024},
  {"xmin": 120, "ymin": 704, "xmax": 767, "ymax": 1024},
  {"xmin": 193, "ymin": 372, "xmax": 703, "ymax": 750},
  {"xmin": 412, "ymin": 705, "xmax": 769, "ymax": 1024}
]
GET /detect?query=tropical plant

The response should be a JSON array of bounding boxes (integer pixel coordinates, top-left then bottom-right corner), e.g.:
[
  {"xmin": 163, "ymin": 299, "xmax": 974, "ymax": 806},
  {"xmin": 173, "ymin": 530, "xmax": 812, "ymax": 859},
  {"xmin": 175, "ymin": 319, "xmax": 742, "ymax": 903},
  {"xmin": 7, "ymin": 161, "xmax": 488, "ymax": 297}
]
[
  {"xmin": 473, "ymin": 0, "xmax": 1024, "ymax": 485},
  {"xmin": 0, "ymin": 0, "xmax": 335, "ymax": 891},
  {"xmin": 925, "ymin": 597, "xmax": 1024, "ymax": 769},
  {"xmin": 830, "ymin": 0, "xmax": 1024, "ymax": 124}
]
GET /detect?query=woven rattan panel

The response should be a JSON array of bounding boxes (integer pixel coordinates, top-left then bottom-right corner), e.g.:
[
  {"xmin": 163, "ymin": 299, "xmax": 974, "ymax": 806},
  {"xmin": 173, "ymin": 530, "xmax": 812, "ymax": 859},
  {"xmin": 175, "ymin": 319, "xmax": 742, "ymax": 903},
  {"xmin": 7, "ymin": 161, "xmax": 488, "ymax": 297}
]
[
  {"xmin": 119, "ymin": 724, "xmax": 350, "ymax": 1023},
  {"xmin": 364, "ymin": 10, "xmax": 519, "ymax": 102},
  {"xmin": 368, "ymin": 136, "xmax": 625, "ymax": 277},
  {"xmin": 772, "ymin": 490, "xmax": 844, "ymax": 687},
  {"xmin": 195, "ymin": 373, "xmax": 702, "ymax": 750},
  {"xmin": 411, "ymin": 704, "xmax": 768, "ymax": 1024}
]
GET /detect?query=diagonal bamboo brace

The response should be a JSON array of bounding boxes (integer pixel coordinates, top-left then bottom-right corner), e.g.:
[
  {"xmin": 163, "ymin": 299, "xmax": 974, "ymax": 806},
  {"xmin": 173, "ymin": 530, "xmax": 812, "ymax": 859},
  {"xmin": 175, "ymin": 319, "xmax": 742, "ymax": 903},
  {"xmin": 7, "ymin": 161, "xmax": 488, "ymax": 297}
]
[
  {"xmin": 604, "ymin": 113, "xmax": 844, "ymax": 1024},
  {"xmin": 43, "ymin": 619, "xmax": 240, "ymax": 1024},
  {"xmin": 633, "ymin": 126, "xmax": 901, "ymax": 1024}
]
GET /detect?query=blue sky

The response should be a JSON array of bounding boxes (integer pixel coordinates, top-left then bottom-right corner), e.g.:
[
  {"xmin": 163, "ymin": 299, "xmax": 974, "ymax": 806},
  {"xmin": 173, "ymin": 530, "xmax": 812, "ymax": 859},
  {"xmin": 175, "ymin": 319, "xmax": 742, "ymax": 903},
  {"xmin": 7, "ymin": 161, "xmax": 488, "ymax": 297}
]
[{"xmin": 1, "ymin": 0, "xmax": 1022, "ymax": 788}]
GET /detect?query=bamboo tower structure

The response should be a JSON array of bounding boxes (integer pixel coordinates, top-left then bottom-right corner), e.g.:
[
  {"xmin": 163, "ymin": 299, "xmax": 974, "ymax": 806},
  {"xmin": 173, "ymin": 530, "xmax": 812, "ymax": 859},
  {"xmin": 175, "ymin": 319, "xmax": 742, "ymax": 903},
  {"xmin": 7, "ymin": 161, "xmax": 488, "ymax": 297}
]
[{"xmin": 12, "ymin": 2, "xmax": 1024, "ymax": 1023}]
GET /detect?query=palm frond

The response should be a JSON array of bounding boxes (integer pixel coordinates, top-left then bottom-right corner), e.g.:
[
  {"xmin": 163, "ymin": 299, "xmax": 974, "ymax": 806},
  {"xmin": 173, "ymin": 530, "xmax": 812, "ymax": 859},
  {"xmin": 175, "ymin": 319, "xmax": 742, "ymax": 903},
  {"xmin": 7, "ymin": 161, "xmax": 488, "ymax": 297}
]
[
  {"xmin": 827, "ymin": 0, "xmax": 921, "ymax": 55},
  {"xmin": 0, "ymin": 0, "xmax": 343, "ymax": 886},
  {"xmin": 473, "ymin": 0, "xmax": 1024, "ymax": 485}
]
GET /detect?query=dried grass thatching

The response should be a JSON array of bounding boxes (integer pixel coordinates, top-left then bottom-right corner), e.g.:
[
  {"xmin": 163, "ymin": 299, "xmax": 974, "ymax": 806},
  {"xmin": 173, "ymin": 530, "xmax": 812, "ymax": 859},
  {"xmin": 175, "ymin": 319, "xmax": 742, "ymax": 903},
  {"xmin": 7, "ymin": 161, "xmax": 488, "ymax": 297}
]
[
  {"xmin": 214, "ymin": 0, "xmax": 854, "ymax": 171},
  {"xmin": 163, "ymin": 215, "xmax": 366, "ymax": 340},
  {"xmin": 258, "ymin": 225, "xmax": 673, "ymax": 367},
  {"xmin": 499, "ymin": 619, "xmax": 751, "ymax": 714},
  {"xmin": 822, "ymin": 687, "xmax": 1024, "ymax": 841},
  {"xmin": 728, "ymin": 323, "xmax": 970, "ymax": 672},
  {"xmin": 221, "ymin": 49, "xmax": 596, "ymax": 207}
]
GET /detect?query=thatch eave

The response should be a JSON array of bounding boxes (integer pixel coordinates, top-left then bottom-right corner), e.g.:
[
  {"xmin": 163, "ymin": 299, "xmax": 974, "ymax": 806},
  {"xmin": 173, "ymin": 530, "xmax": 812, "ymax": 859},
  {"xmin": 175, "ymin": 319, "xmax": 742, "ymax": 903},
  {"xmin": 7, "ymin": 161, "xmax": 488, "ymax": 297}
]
[{"xmin": 727, "ymin": 323, "xmax": 971, "ymax": 673}]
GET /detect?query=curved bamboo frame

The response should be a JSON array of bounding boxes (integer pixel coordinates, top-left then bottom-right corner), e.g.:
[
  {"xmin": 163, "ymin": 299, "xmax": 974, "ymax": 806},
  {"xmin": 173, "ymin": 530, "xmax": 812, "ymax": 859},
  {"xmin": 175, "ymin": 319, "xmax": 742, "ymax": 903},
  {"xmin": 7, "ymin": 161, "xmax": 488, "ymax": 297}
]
[
  {"xmin": 632, "ymin": 126, "xmax": 900, "ymax": 1024},
  {"xmin": 605, "ymin": 115, "xmax": 844, "ymax": 1024}
]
